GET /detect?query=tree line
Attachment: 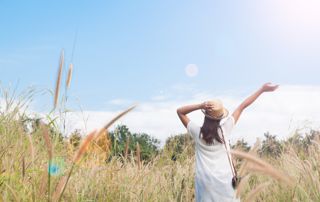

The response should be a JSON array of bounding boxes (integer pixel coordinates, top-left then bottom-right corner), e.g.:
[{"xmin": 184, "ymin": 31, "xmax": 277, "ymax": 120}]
[
  {"xmin": 70, "ymin": 124, "xmax": 320, "ymax": 162},
  {"xmin": 23, "ymin": 117, "xmax": 320, "ymax": 163}
]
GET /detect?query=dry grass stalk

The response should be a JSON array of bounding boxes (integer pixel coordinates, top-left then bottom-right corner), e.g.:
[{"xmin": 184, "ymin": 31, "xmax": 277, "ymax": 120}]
[
  {"xmin": 73, "ymin": 130, "xmax": 97, "ymax": 163},
  {"xmin": 52, "ymin": 176, "xmax": 68, "ymax": 202},
  {"xmin": 236, "ymin": 174, "xmax": 251, "ymax": 198},
  {"xmin": 55, "ymin": 130, "xmax": 97, "ymax": 202},
  {"xmin": 104, "ymin": 130, "xmax": 111, "ymax": 156},
  {"xmin": 244, "ymin": 181, "xmax": 271, "ymax": 202},
  {"xmin": 39, "ymin": 171, "xmax": 48, "ymax": 198},
  {"xmin": 89, "ymin": 130, "xmax": 110, "ymax": 155},
  {"xmin": 232, "ymin": 150, "xmax": 294, "ymax": 186},
  {"xmin": 232, "ymin": 149, "xmax": 275, "ymax": 170},
  {"xmin": 54, "ymin": 106, "xmax": 136, "ymax": 201},
  {"xmin": 42, "ymin": 125, "xmax": 53, "ymax": 160},
  {"xmin": 41, "ymin": 124, "xmax": 53, "ymax": 202},
  {"xmin": 26, "ymin": 134, "xmax": 35, "ymax": 164},
  {"xmin": 95, "ymin": 105, "xmax": 137, "ymax": 140},
  {"xmin": 66, "ymin": 63, "xmax": 73, "ymax": 89},
  {"xmin": 136, "ymin": 142, "xmax": 141, "ymax": 170},
  {"xmin": 22, "ymin": 156, "xmax": 25, "ymax": 179},
  {"xmin": 247, "ymin": 163, "xmax": 293, "ymax": 186},
  {"xmin": 54, "ymin": 50, "xmax": 64, "ymax": 109},
  {"xmin": 301, "ymin": 160, "xmax": 320, "ymax": 194},
  {"xmin": 238, "ymin": 139, "xmax": 261, "ymax": 176}
]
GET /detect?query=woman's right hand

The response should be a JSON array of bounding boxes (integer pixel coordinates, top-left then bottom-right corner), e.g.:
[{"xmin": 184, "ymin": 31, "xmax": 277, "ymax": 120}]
[{"xmin": 261, "ymin": 83, "xmax": 279, "ymax": 93}]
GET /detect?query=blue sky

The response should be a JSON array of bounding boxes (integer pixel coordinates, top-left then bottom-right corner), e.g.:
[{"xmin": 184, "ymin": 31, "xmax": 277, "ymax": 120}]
[
  {"xmin": 1, "ymin": 0, "xmax": 320, "ymax": 110},
  {"xmin": 1, "ymin": 1, "xmax": 320, "ymax": 143}
]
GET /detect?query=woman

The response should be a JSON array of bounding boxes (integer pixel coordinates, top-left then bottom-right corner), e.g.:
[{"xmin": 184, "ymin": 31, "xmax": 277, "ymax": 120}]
[{"xmin": 177, "ymin": 83, "xmax": 279, "ymax": 202}]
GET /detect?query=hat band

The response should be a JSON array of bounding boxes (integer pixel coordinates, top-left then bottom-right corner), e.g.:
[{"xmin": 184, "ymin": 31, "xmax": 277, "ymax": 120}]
[{"xmin": 202, "ymin": 108, "xmax": 228, "ymax": 120}]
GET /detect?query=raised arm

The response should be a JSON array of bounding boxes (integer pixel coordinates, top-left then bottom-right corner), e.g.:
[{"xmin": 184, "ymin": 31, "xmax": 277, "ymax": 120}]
[
  {"xmin": 177, "ymin": 103, "xmax": 208, "ymax": 128},
  {"xmin": 177, "ymin": 103, "xmax": 202, "ymax": 128},
  {"xmin": 232, "ymin": 83, "xmax": 279, "ymax": 124}
]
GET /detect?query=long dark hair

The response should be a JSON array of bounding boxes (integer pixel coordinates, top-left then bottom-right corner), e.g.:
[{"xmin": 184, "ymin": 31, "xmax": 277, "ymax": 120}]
[{"xmin": 200, "ymin": 117, "xmax": 224, "ymax": 145}]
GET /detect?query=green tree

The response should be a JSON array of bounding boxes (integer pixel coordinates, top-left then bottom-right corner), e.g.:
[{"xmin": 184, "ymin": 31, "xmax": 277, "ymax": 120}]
[
  {"xmin": 108, "ymin": 125, "xmax": 160, "ymax": 162},
  {"xmin": 260, "ymin": 132, "xmax": 282, "ymax": 158},
  {"xmin": 164, "ymin": 134, "xmax": 195, "ymax": 161},
  {"xmin": 232, "ymin": 139, "xmax": 251, "ymax": 152},
  {"xmin": 286, "ymin": 129, "xmax": 320, "ymax": 156},
  {"xmin": 69, "ymin": 129, "xmax": 82, "ymax": 148}
]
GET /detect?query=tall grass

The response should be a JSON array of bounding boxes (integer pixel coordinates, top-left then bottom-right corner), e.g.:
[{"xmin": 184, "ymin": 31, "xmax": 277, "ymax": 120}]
[
  {"xmin": 2, "ymin": 94, "xmax": 320, "ymax": 201},
  {"xmin": 0, "ymin": 92, "xmax": 320, "ymax": 202}
]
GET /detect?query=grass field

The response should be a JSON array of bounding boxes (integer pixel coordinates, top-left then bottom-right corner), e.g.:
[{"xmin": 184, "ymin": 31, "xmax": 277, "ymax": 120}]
[{"xmin": 1, "ymin": 103, "xmax": 320, "ymax": 201}]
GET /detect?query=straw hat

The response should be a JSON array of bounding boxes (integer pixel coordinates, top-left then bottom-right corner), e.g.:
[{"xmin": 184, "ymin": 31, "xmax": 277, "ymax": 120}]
[{"xmin": 201, "ymin": 99, "xmax": 229, "ymax": 120}]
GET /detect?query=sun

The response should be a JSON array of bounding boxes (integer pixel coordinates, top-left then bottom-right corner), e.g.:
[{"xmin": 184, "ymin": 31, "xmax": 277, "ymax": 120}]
[{"xmin": 185, "ymin": 64, "xmax": 199, "ymax": 77}]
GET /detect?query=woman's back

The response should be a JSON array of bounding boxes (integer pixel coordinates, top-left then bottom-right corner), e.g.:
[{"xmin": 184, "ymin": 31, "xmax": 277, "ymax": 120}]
[{"xmin": 188, "ymin": 116, "xmax": 239, "ymax": 202}]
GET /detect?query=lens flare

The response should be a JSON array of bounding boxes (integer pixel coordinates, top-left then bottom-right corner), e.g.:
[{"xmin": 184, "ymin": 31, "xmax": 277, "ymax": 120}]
[
  {"xmin": 185, "ymin": 64, "xmax": 199, "ymax": 77},
  {"xmin": 48, "ymin": 157, "xmax": 66, "ymax": 176}
]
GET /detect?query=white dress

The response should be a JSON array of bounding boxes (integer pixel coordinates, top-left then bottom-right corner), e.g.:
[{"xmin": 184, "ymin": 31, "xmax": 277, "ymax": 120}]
[{"xmin": 187, "ymin": 116, "xmax": 240, "ymax": 202}]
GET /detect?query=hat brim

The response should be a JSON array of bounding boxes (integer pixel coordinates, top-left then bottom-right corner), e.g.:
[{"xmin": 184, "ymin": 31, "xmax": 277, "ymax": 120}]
[{"xmin": 201, "ymin": 108, "xmax": 229, "ymax": 120}]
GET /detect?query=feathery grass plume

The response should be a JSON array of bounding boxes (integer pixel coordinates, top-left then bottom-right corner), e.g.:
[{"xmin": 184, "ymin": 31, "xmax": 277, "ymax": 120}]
[
  {"xmin": 54, "ymin": 50, "xmax": 64, "ymax": 109},
  {"xmin": 231, "ymin": 150, "xmax": 294, "ymax": 186},
  {"xmin": 54, "ymin": 106, "xmax": 136, "ymax": 201},
  {"xmin": 104, "ymin": 130, "xmax": 111, "ymax": 156},
  {"xmin": 55, "ymin": 130, "xmax": 97, "ymax": 202},
  {"xmin": 52, "ymin": 176, "xmax": 67, "ymax": 202},
  {"xmin": 39, "ymin": 172, "xmax": 48, "ymax": 198},
  {"xmin": 136, "ymin": 142, "xmax": 141, "ymax": 170},
  {"xmin": 247, "ymin": 162, "xmax": 294, "ymax": 186},
  {"xmin": 95, "ymin": 104, "xmax": 137, "ymax": 140},
  {"xmin": 244, "ymin": 181, "xmax": 271, "ymax": 202},
  {"xmin": 232, "ymin": 149, "xmax": 275, "ymax": 170},
  {"xmin": 238, "ymin": 139, "xmax": 261, "ymax": 177},
  {"xmin": 66, "ymin": 63, "xmax": 73, "ymax": 89},
  {"xmin": 73, "ymin": 130, "xmax": 97, "ymax": 163},
  {"xmin": 42, "ymin": 125, "xmax": 53, "ymax": 160}
]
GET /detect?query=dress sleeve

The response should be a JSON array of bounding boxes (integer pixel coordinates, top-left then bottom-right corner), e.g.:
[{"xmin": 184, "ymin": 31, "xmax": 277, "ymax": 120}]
[
  {"xmin": 223, "ymin": 116, "xmax": 235, "ymax": 137},
  {"xmin": 187, "ymin": 121, "xmax": 200, "ymax": 140}
]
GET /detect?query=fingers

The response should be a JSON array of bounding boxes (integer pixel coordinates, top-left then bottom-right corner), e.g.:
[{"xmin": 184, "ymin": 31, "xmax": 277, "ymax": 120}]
[
  {"xmin": 202, "ymin": 101, "xmax": 214, "ymax": 110},
  {"xmin": 266, "ymin": 84, "xmax": 279, "ymax": 92},
  {"xmin": 263, "ymin": 83, "xmax": 279, "ymax": 90},
  {"xmin": 272, "ymin": 85, "xmax": 279, "ymax": 91},
  {"xmin": 270, "ymin": 84, "xmax": 279, "ymax": 90}
]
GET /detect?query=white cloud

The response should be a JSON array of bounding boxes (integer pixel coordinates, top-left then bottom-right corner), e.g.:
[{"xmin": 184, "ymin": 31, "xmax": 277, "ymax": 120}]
[
  {"xmin": 2, "ymin": 85, "xmax": 319, "ymax": 147},
  {"xmin": 108, "ymin": 99, "xmax": 131, "ymax": 106},
  {"xmin": 62, "ymin": 85, "xmax": 320, "ymax": 146}
]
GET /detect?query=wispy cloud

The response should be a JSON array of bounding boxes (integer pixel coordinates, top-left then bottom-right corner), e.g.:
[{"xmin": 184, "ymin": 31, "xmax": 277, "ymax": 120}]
[
  {"xmin": 61, "ymin": 85, "xmax": 320, "ymax": 146},
  {"xmin": 2, "ymin": 84, "xmax": 319, "ymax": 146},
  {"xmin": 108, "ymin": 99, "xmax": 132, "ymax": 106}
]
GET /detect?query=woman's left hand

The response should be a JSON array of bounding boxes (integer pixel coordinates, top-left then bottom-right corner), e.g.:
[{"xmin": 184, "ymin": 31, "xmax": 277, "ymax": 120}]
[{"xmin": 201, "ymin": 102, "xmax": 213, "ymax": 111}]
